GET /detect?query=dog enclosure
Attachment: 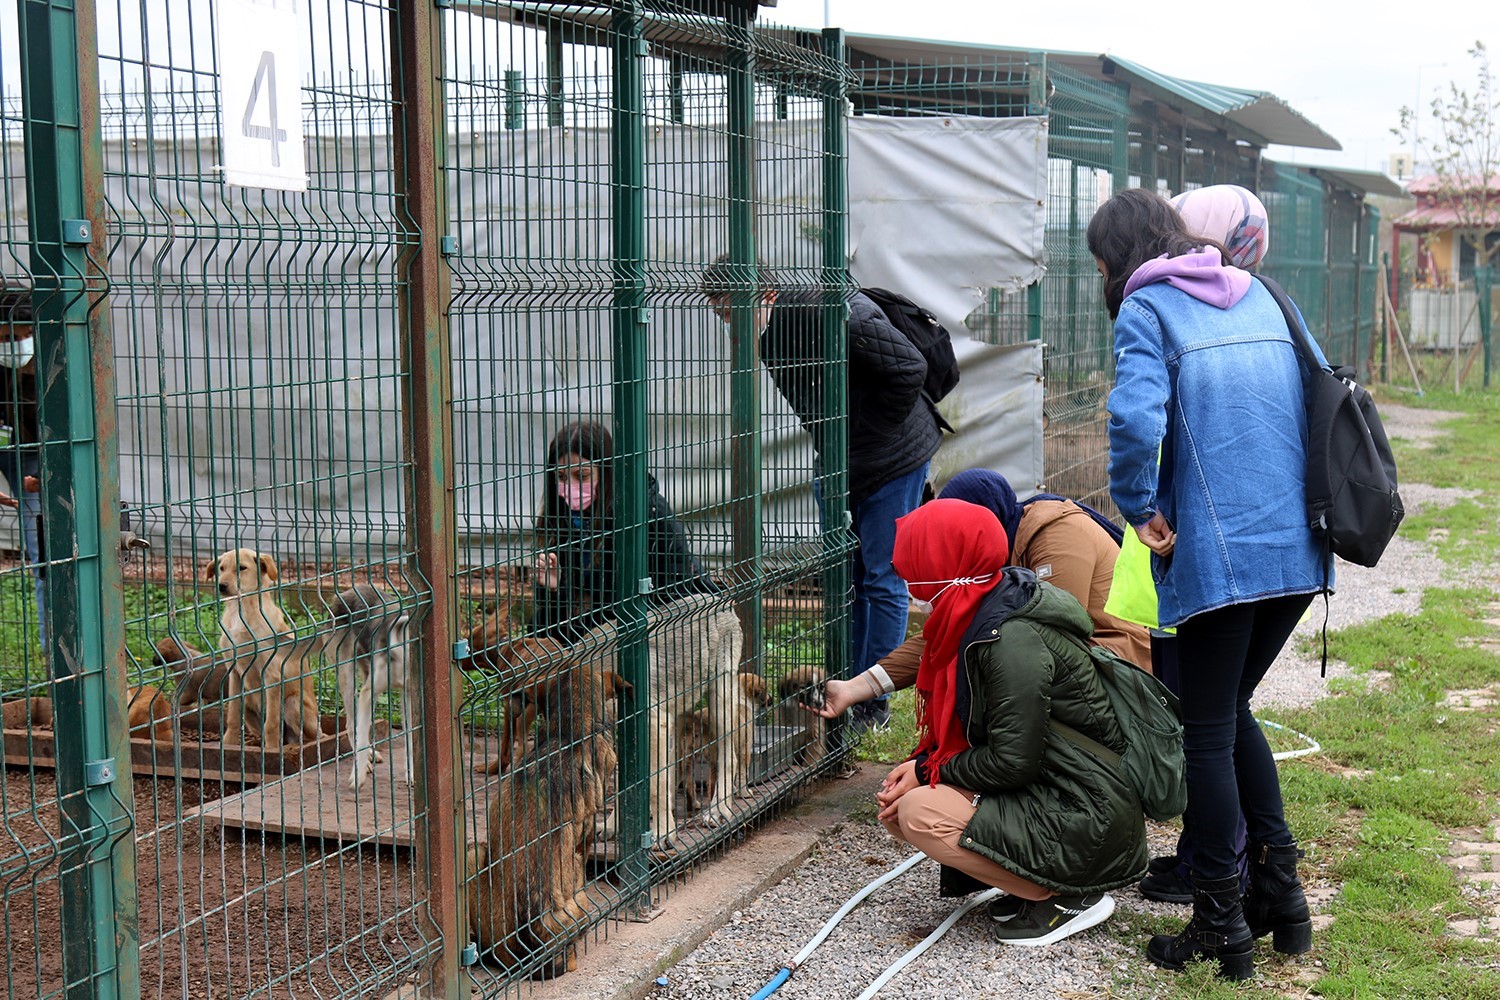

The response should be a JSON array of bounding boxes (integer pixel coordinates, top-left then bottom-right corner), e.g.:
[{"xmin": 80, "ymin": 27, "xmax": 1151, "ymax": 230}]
[
  {"xmin": 1, "ymin": 1, "xmax": 853, "ymax": 996},
  {"xmin": 0, "ymin": 2, "xmax": 1391, "ymax": 997}
]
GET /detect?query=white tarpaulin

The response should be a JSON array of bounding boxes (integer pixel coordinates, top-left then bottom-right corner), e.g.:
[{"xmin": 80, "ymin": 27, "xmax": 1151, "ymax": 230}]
[
  {"xmin": 0, "ymin": 113, "xmax": 1049, "ymax": 562},
  {"xmin": 848, "ymin": 114, "xmax": 1048, "ymax": 336}
]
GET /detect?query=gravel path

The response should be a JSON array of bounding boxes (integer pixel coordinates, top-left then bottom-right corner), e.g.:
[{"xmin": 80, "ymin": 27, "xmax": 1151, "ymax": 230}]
[{"xmin": 656, "ymin": 402, "xmax": 1495, "ymax": 1000}]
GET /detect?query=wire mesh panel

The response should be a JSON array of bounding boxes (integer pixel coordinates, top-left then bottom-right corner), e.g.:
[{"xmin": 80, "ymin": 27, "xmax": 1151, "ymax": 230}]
[
  {"xmin": 1263, "ymin": 161, "xmax": 1328, "ymax": 351},
  {"xmin": 1026, "ymin": 64, "xmax": 1128, "ymax": 509},
  {"xmin": 91, "ymin": 0, "xmax": 436, "ymax": 995},
  {"xmin": 440, "ymin": 1, "xmax": 848, "ymax": 990}
]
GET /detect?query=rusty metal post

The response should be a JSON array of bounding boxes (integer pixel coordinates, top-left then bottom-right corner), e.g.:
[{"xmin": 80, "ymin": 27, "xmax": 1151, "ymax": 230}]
[
  {"xmin": 21, "ymin": 0, "xmax": 138, "ymax": 994},
  {"xmin": 392, "ymin": 2, "xmax": 464, "ymax": 996}
]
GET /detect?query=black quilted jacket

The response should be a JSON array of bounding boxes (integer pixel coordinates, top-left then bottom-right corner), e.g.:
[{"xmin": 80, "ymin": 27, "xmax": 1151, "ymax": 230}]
[{"xmin": 760, "ymin": 288, "xmax": 943, "ymax": 506}]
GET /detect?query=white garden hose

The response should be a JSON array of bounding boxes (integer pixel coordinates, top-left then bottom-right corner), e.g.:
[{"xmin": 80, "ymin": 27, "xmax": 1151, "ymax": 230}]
[
  {"xmin": 747, "ymin": 851, "xmax": 928, "ymax": 1000},
  {"xmin": 853, "ymin": 887, "xmax": 1002, "ymax": 1000},
  {"xmin": 1263, "ymin": 717, "xmax": 1322, "ymax": 761}
]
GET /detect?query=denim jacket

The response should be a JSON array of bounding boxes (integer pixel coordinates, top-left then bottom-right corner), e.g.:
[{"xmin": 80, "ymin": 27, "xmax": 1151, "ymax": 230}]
[{"xmin": 1106, "ymin": 278, "xmax": 1331, "ymax": 627}]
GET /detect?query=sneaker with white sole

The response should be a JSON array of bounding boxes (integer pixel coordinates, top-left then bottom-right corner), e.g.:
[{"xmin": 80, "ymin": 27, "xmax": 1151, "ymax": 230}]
[{"xmin": 991, "ymin": 892, "xmax": 1115, "ymax": 947}]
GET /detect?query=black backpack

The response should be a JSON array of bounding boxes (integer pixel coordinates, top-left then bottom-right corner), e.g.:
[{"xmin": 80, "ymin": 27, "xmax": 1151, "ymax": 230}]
[
  {"xmin": 1256, "ymin": 276, "xmax": 1404, "ymax": 567},
  {"xmin": 860, "ymin": 286, "xmax": 960, "ymax": 430}
]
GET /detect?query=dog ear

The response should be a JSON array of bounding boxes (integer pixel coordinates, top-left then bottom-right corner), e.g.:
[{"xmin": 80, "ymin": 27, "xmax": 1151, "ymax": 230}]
[
  {"xmin": 258, "ymin": 553, "xmax": 278, "ymax": 583},
  {"xmin": 606, "ymin": 671, "xmax": 633, "ymax": 697},
  {"xmin": 205, "ymin": 558, "xmax": 217, "ymax": 582}
]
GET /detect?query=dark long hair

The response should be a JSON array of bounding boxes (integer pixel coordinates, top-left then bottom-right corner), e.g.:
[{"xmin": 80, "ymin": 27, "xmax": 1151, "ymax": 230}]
[
  {"xmin": 1086, "ymin": 188, "xmax": 1230, "ymax": 319},
  {"xmin": 534, "ymin": 420, "xmax": 615, "ymax": 546}
]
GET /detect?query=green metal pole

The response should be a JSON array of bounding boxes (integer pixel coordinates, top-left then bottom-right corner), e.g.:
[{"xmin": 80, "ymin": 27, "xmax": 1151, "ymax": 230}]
[
  {"xmin": 820, "ymin": 26, "xmax": 851, "ymax": 723},
  {"xmin": 392, "ymin": 3, "xmax": 463, "ymax": 995},
  {"xmin": 546, "ymin": 27, "xmax": 565, "ymax": 128},
  {"xmin": 21, "ymin": 1, "xmax": 137, "ymax": 995},
  {"xmin": 1381, "ymin": 251, "xmax": 1391, "ymax": 384},
  {"xmin": 1477, "ymin": 264, "xmax": 1493, "ymax": 389},
  {"xmin": 726, "ymin": 1, "xmax": 762, "ymax": 676},
  {"xmin": 505, "ymin": 68, "xmax": 525, "ymax": 130},
  {"xmin": 611, "ymin": 0, "xmax": 653, "ymax": 879}
]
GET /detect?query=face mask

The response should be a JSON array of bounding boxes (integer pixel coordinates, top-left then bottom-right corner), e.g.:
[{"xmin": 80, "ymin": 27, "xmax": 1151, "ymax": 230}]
[
  {"xmin": 558, "ymin": 479, "xmax": 595, "ymax": 512},
  {"xmin": 0, "ymin": 336, "xmax": 34, "ymax": 369},
  {"xmin": 906, "ymin": 573, "xmax": 996, "ymax": 614}
]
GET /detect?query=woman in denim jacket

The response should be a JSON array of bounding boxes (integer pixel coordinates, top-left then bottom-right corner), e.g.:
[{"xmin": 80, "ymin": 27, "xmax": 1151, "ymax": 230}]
[{"xmin": 1087, "ymin": 188, "xmax": 1328, "ymax": 980}]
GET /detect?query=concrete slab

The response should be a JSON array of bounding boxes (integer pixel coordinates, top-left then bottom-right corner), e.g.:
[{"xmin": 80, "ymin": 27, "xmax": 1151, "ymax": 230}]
[{"xmin": 518, "ymin": 762, "xmax": 885, "ymax": 1000}]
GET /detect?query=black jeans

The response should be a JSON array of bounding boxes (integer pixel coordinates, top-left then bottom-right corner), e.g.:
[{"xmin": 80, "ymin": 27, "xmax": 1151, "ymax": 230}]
[{"xmin": 1175, "ymin": 594, "xmax": 1312, "ymax": 881}]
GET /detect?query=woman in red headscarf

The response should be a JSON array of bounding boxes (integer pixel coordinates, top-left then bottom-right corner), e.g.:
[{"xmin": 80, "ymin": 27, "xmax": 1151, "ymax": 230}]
[{"xmin": 876, "ymin": 499, "xmax": 1148, "ymax": 947}]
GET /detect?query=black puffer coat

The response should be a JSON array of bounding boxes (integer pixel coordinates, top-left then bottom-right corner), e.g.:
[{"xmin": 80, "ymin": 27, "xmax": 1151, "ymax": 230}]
[
  {"xmin": 760, "ymin": 288, "xmax": 943, "ymax": 507},
  {"xmin": 531, "ymin": 474, "xmax": 718, "ymax": 639}
]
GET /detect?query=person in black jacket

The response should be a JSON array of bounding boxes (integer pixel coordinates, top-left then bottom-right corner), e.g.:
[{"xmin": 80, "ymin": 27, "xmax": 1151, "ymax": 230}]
[
  {"xmin": 701, "ymin": 258, "xmax": 943, "ymax": 731},
  {"xmin": 530, "ymin": 420, "xmax": 718, "ymax": 639},
  {"xmin": 0, "ymin": 286, "xmax": 45, "ymax": 649}
]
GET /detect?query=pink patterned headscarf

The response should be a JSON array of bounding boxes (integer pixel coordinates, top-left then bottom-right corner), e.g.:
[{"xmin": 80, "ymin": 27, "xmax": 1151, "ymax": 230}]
[{"xmin": 1170, "ymin": 184, "xmax": 1270, "ymax": 269}]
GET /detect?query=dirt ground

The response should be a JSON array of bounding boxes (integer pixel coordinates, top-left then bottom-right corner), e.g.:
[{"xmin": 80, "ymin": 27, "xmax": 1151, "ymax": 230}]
[{"xmin": 0, "ymin": 767, "xmax": 432, "ymax": 999}]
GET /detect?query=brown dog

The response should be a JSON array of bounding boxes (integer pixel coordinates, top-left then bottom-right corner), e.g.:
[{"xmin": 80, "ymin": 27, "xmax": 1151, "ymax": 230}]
[
  {"xmin": 125, "ymin": 684, "xmax": 173, "ymax": 742},
  {"xmin": 210, "ymin": 548, "xmax": 320, "ymax": 751},
  {"xmin": 467, "ymin": 635, "xmax": 628, "ymax": 977},
  {"xmin": 778, "ymin": 666, "xmax": 828, "ymax": 765}
]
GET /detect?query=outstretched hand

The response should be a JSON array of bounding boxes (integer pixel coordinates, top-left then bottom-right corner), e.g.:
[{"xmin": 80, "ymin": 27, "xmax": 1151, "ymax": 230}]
[
  {"xmin": 532, "ymin": 551, "xmax": 561, "ymax": 590},
  {"xmin": 808, "ymin": 676, "xmax": 864, "ymax": 720}
]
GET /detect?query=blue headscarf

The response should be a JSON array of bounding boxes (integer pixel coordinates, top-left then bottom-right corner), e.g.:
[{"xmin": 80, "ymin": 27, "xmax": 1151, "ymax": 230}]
[{"xmin": 939, "ymin": 469, "xmax": 1023, "ymax": 553}]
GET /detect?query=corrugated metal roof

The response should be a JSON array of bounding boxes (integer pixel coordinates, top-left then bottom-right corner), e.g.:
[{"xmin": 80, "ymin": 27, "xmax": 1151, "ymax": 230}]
[
  {"xmin": 1096, "ymin": 55, "xmax": 1340, "ymax": 151},
  {"xmin": 1393, "ymin": 204, "xmax": 1500, "ymax": 230},
  {"xmin": 1306, "ymin": 166, "xmax": 1409, "ymax": 199},
  {"xmin": 842, "ymin": 34, "xmax": 1340, "ymax": 151}
]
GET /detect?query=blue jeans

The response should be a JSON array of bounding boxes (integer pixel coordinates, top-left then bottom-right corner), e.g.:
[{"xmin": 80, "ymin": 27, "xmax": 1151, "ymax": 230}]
[
  {"xmin": 1175, "ymin": 594, "xmax": 1311, "ymax": 880},
  {"xmin": 849, "ymin": 463, "xmax": 929, "ymax": 703}
]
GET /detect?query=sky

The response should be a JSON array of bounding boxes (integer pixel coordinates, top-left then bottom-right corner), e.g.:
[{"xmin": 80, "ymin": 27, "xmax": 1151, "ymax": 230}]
[{"xmin": 767, "ymin": 0, "xmax": 1496, "ymax": 175}]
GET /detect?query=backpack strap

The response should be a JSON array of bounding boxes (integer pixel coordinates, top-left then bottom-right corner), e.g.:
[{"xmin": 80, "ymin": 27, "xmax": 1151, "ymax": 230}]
[
  {"xmin": 1254, "ymin": 274, "xmax": 1326, "ymax": 379},
  {"xmin": 1257, "ymin": 274, "xmax": 1335, "ymax": 676},
  {"xmin": 1047, "ymin": 717, "xmax": 1121, "ymax": 768}
]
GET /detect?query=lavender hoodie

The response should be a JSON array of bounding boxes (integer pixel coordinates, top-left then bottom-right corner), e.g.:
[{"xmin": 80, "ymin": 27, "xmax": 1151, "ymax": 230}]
[{"xmin": 1122, "ymin": 246, "xmax": 1250, "ymax": 309}]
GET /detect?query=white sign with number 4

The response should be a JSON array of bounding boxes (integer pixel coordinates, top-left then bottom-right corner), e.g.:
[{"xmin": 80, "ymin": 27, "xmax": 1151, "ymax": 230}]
[{"xmin": 216, "ymin": 0, "xmax": 307, "ymax": 191}]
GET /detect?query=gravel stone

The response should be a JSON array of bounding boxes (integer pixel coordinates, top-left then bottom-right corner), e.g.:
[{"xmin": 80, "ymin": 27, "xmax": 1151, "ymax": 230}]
[{"xmin": 658, "ymin": 403, "xmax": 1492, "ymax": 999}]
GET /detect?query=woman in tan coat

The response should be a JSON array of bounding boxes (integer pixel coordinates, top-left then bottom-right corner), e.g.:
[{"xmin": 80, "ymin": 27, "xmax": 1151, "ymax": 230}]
[{"xmin": 818, "ymin": 469, "xmax": 1150, "ymax": 717}]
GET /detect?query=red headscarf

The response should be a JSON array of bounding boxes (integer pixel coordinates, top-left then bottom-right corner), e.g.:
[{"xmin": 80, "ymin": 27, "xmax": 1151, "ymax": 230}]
[{"xmin": 892, "ymin": 499, "xmax": 1010, "ymax": 784}]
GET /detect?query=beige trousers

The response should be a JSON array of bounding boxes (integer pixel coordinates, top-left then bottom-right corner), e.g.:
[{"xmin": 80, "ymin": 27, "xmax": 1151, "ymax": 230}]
[{"xmin": 881, "ymin": 783, "xmax": 1052, "ymax": 901}]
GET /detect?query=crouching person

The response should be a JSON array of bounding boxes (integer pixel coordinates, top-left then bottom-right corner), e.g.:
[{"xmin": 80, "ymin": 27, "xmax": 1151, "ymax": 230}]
[{"xmin": 876, "ymin": 499, "xmax": 1148, "ymax": 946}]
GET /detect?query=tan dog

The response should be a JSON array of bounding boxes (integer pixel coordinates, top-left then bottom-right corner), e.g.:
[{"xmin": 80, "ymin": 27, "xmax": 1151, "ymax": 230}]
[
  {"xmin": 126, "ymin": 684, "xmax": 173, "ymax": 743},
  {"xmin": 778, "ymin": 666, "xmax": 828, "ymax": 765},
  {"xmin": 210, "ymin": 548, "xmax": 320, "ymax": 751},
  {"xmin": 467, "ymin": 636, "xmax": 627, "ymax": 976},
  {"xmin": 677, "ymin": 673, "xmax": 775, "ymax": 811}
]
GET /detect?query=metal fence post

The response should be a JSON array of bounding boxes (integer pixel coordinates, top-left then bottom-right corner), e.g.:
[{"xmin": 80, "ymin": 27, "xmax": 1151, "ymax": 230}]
[
  {"xmin": 392, "ymin": 2, "xmax": 464, "ymax": 995},
  {"xmin": 20, "ymin": 0, "xmax": 139, "ymax": 995},
  {"xmin": 1477, "ymin": 265, "xmax": 1493, "ymax": 389},
  {"xmin": 726, "ymin": 2, "xmax": 762, "ymax": 669},
  {"xmin": 610, "ymin": 0, "xmax": 653, "ymax": 879},
  {"xmin": 819, "ymin": 26, "xmax": 851, "ymax": 706}
]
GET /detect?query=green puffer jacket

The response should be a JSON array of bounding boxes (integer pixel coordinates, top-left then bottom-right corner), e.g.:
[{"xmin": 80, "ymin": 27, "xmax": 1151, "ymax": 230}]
[{"xmin": 931, "ymin": 567, "xmax": 1149, "ymax": 895}]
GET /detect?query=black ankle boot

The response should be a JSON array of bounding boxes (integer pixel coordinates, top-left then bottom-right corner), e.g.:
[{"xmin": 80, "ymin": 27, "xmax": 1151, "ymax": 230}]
[
  {"xmin": 1243, "ymin": 841, "xmax": 1313, "ymax": 955},
  {"xmin": 1146, "ymin": 874, "xmax": 1255, "ymax": 980}
]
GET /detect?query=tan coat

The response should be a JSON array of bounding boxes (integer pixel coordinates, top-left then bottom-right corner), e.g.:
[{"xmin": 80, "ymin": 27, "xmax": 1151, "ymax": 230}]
[{"xmin": 879, "ymin": 499, "xmax": 1154, "ymax": 687}]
